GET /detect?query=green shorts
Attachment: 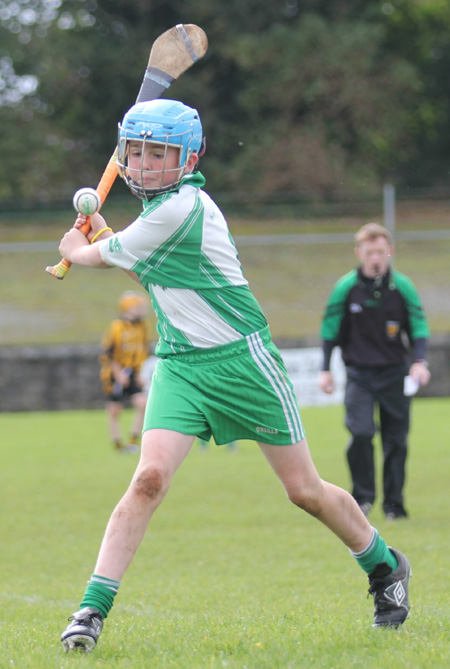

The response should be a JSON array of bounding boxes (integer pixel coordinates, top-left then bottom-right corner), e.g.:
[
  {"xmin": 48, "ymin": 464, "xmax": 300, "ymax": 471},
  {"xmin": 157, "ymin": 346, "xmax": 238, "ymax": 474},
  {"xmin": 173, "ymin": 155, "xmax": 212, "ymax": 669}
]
[{"xmin": 143, "ymin": 326, "xmax": 305, "ymax": 446}]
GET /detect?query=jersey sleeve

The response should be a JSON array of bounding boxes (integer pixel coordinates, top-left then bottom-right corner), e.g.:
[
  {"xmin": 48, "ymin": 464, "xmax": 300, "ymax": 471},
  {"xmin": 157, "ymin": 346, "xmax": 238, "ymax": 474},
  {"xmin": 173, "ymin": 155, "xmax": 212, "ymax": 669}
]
[
  {"xmin": 320, "ymin": 270, "xmax": 357, "ymax": 341},
  {"xmin": 97, "ymin": 186, "xmax": 203, "ymax": 285},
  {"xmin": 393, "ymin": 272, "xmax": 430, "ymax": 340},
  {"xmin": 97, "ymin": 223, "xmax": 150, "ymax": 273}
]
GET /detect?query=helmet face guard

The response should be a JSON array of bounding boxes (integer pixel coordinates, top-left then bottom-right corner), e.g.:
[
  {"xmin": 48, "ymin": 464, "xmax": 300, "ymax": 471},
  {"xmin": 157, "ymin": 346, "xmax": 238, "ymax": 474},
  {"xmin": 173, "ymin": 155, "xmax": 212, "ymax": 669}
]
[{"xmin": 117, "ymin": 99, "xmax": 203, "ymax": 201}]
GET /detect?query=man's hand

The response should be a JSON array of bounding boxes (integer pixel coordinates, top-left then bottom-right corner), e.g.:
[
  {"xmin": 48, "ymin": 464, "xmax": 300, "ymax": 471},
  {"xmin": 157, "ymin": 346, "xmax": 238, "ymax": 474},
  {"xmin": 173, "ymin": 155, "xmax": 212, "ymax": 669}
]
[
  {"xmin": 319, "ymin": 370, "xmax": 335, "ymax": 394},
  {"xmin": 409, "ymin": 361, "xmax": 431, "ymax": 387}
]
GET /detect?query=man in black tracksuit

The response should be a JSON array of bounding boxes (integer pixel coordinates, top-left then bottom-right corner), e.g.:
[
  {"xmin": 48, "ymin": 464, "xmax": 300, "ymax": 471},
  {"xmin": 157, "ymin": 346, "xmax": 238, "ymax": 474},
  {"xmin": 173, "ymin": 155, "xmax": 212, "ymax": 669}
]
[{"xmin": 319, "ymin": 223, "xmax": 430, "ymax": 520}]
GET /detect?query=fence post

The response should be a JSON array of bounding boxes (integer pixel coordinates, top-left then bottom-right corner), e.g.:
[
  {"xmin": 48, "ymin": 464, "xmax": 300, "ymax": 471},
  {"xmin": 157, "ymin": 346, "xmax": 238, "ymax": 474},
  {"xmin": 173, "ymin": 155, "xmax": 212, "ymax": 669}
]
[{"xmin": 383, "ymin": 183, "xmax": 396, "ymax": 237}]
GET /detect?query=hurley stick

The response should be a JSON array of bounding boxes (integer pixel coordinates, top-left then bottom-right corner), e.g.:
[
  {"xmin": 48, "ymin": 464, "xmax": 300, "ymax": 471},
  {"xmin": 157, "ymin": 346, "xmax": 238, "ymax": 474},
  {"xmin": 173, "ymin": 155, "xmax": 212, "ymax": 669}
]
[{"xmin": 46, "ymin": 24, "xmax": 208, "ymax": 279}]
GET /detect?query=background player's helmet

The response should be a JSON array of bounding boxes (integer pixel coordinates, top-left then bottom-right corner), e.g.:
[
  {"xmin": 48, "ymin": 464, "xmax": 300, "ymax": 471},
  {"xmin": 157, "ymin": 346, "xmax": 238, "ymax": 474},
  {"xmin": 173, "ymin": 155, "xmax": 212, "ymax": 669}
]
[
  {"xmin": 117, "ymin": 99, "xmax": 203, "ymax": 201},
  {"xmin": 118, "ymin": 291, "xmax": 148, "ymax": 317}
]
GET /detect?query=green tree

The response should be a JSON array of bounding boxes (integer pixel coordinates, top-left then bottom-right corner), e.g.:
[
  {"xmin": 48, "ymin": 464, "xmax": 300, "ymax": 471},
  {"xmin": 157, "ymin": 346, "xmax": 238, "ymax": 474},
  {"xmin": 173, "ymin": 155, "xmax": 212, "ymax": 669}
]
[
  {"xmin": 211, "ymin": 14, "xmax": 420, "ymax": 194},
  {"xmin": 381, "ymin": 0, "xmax": 450, "ymax": 186},
  {"xmin": 0, "ymin": 0, "xmax": 201, "ymax": 202},
  {"xmin": 1, "ymin": 0, "xmax": 450, "ymax": 204}
]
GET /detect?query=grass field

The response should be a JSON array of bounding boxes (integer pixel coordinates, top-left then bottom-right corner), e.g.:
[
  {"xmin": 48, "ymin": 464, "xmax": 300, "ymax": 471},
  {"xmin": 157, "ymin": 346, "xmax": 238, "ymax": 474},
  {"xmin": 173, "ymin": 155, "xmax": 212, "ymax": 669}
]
[{"xmin": 1, "ymin": 399, "xmax": 449, "ymax": 668}]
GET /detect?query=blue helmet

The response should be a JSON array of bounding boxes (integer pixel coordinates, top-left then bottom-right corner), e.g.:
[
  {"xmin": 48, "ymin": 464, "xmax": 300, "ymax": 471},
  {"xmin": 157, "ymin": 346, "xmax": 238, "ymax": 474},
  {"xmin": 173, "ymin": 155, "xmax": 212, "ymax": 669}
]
[{"xmin": 117, "ymin": 99, "xmax": 203, "ymax": 200}]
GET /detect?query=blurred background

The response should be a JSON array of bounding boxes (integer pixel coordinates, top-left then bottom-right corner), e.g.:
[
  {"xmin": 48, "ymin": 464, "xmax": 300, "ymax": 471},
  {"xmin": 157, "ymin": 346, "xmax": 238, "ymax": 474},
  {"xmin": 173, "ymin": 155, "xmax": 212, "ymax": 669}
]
[
  {"xmin": 1, "ymin": 0, "xmax": 449, "ymax": 408},
  {"xmin": 4, "ymin": 0, "xmax": 450, "ymax": 202}
]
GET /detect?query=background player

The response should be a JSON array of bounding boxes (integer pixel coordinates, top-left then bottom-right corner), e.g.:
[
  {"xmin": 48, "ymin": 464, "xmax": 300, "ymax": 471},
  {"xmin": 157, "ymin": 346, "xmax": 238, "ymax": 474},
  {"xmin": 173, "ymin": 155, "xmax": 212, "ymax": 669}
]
[
  {"xmin": 58, "ymin": 100, "xmax": 412, "ymax": 652},
  {"xmin": 99, "ymin": 291, "xmax": 151, "ymax": 452}
]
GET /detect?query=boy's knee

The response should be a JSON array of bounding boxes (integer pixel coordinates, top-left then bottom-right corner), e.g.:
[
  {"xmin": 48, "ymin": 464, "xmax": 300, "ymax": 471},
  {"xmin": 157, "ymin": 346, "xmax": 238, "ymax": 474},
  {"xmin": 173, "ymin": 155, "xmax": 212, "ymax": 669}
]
[
  {"xmin": 132, "ymin": 465, "xmax": 167, "ymax": 501},
  {"xmin": 287, "ymin": 484, "xmax": 324, "ymax": 518}
]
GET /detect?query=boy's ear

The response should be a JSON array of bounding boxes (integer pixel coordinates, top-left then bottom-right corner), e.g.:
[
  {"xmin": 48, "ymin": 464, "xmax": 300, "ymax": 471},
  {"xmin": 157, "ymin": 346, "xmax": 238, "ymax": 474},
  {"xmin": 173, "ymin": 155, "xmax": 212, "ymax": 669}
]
[{"xmin": 186, "ymin": 152, "xmax": 199, "ymax": 173}]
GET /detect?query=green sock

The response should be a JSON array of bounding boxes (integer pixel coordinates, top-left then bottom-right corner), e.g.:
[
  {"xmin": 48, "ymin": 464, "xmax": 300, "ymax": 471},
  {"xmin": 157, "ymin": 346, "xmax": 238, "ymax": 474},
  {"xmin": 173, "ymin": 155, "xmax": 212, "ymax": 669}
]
[
  {"xmin": 351, "ymin": 528, "xmax": 398, "ymax": 575},
  {"xmin": 80, "ymin": 574, "xmax": 120, "ymax": 619}
]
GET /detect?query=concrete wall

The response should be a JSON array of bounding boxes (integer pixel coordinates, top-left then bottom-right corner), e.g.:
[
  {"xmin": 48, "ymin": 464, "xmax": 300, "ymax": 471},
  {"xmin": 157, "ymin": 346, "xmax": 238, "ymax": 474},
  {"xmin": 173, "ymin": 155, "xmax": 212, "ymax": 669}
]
[
  {"xmin": 0, "ymin": 344, "xmax": 104, "ymax": 412},
  {"xmin": 0, "ymin": 336, "xmax": 449, "ymax": 412}
]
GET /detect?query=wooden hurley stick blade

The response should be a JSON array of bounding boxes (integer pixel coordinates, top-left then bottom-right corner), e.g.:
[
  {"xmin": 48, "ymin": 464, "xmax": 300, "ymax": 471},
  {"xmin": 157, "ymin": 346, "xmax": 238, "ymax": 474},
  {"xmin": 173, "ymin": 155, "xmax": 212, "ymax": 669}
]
[{"xmin": 137, "ymin": 24, "xmax": 208, "ymax": 103}]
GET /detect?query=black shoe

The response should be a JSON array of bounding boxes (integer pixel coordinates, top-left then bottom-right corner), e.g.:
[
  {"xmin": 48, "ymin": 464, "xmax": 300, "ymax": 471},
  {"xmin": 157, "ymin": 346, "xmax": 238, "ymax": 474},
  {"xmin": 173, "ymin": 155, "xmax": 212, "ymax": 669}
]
[
  {"xmin": 384, "ymin": 505, "xmax": 408, "ymax": 521},
  {"xmin": 385, "ymin": 511, "xmax": 408, "ymax": 521},
  {"xmin": 368, "ymin": 548, "xmax": 411, "ymax": 628},
  {"xmin": 61, "ymin": 607, "xmax": 104, "ymax": 652}
]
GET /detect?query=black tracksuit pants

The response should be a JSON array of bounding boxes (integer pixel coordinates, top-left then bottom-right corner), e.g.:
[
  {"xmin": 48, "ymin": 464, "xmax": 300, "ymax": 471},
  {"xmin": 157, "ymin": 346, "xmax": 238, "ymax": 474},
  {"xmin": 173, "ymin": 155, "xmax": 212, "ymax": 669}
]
[{"xmin": 344, "ymin": 363, "xmax": 410, "ymax": 516}]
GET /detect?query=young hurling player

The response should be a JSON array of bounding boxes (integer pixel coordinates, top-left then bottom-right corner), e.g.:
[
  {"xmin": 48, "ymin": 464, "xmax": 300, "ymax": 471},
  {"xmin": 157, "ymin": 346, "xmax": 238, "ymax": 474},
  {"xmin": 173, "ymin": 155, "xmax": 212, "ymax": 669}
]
[
  {"xmin": 59, "ymin": 99, "xmax": 412, "ymax": 652},
  {"xmin": 99, "ymin": 291, "xmax": 150, "ymax": 452}
]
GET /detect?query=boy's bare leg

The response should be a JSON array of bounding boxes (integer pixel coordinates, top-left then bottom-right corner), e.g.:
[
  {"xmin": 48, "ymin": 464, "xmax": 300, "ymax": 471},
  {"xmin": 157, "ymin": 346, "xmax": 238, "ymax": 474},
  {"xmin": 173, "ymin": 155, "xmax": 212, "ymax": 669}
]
[
  {"xmin": 259, "ymin": 438, "xmax": 412, "ymax": 628},
  {"xmin": 61, "ymin": 429, "xmax": 195, "ymax": 651},
  {"xmin": 258, "ymin": 438, "xmax": 372, "ymax": 552},
  {"xmin": 95, "ymin": 429, "xmax": 195, "ymax": 581}
]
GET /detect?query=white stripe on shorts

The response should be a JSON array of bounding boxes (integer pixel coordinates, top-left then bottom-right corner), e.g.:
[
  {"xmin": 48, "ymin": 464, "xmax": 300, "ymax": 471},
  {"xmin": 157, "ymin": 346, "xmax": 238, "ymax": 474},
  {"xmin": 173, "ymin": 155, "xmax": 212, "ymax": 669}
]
[{"xmin": 247, "ymin": 332, "xmax": 304, "ymax": 443}]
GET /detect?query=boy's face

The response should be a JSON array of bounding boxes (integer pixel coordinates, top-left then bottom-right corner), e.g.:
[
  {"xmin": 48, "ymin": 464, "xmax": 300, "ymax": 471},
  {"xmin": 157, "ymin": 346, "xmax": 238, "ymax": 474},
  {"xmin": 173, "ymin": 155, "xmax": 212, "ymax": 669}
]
[
  {"xmin": 127, "ymin": 141, "xmax": 196, "ymax": 190},
  {"xmin": 123, "ymin": 302, "xmax": 148, "ymax": 322},
  {"xmin": 355, "ymin": 236, "xmax": 393, "ymax": 278}
]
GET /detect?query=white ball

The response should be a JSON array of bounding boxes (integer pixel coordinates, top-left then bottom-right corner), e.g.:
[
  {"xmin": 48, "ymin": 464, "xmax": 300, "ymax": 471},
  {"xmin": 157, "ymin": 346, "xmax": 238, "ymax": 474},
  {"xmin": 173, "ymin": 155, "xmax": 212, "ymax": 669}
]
[{"xmin": 73, "ymin": 187, "xmax": 102, "ymax": 216}]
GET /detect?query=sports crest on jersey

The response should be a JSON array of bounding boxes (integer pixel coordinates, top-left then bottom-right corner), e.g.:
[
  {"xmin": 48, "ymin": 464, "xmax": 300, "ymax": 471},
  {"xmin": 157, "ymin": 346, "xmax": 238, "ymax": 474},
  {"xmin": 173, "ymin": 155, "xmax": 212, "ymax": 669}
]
[{"xmin": 386, "ymin": 320, "xmax": 400, "ymax": 338}]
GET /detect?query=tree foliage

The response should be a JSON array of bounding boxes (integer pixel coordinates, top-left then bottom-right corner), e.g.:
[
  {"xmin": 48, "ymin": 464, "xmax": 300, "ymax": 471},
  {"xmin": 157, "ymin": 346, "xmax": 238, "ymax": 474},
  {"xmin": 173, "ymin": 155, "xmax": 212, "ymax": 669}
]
[{"xmin": 1, "ymin": 0, "xmax": 450, "ymax": 203}]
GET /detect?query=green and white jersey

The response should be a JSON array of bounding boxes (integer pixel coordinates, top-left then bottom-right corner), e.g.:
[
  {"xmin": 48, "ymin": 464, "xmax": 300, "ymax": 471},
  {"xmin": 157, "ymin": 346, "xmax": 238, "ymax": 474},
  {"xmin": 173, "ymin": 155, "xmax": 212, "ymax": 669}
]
[{"xmin": 99, "ymin": 172, "xmax": 267, "ymax": 356}]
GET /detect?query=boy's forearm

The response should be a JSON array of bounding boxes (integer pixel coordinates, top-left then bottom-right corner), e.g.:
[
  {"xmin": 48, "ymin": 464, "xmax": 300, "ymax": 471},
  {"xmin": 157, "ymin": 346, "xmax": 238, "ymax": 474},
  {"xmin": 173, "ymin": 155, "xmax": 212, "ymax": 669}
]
[
  {"xmin": 71, "ymin": 243, "xmax": 110, "ymax": 268},
  {"xmin": 59, "ymin": 229, "xmax": 111, "ymax": 268}
]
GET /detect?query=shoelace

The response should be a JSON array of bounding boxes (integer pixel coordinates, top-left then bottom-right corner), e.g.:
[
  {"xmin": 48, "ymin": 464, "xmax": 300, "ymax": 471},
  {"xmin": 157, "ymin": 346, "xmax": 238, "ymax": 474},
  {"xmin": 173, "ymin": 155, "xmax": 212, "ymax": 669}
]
[
  {"xmin": 368, "ymin": 578, "xmax": 388, "ymax": 596},
  {"xmin": 68, "ymin": 611, "xmax": 99, "ymax": 624},
  {"xmin": 367, "ymin": 563, "xmax": 393, "ymax": 598}
]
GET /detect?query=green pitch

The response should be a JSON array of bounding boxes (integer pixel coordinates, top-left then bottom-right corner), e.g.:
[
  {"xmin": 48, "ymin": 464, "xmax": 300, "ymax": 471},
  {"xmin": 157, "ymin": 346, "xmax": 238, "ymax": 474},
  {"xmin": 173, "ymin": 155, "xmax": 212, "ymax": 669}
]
[{"xmin": 0, "ymin": 399, "xmax": 448, "ymax": 668}]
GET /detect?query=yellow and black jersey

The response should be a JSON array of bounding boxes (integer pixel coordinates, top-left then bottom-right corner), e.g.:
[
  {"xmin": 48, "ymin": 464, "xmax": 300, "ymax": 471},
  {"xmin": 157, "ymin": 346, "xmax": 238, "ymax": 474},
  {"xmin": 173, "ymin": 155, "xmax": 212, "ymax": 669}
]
[{"xmin": 99, "ymin": 318, "xmax": 150, "ymax": 393}]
